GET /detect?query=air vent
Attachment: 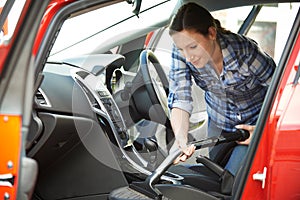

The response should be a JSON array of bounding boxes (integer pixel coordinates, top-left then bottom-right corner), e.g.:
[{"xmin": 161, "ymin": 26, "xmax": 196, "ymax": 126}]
[
  {"xmin": 74, "ymin": 78, "xmax": 101, "ymax": 110},
  {"xmin": 35, "ymin": 89, "xmax": 51, "ymax": 107},
  {"xmin": 82, "ymin": 85, "xmax": 101, "ymax": 110}
]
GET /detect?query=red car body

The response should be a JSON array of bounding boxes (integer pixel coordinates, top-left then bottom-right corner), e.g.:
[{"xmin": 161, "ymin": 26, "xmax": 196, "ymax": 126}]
[
  {"xmin": 0, "ymin": 0, "xmax": 299, "ymax": 199},
  {"xmin": 242, "ymin": 33, "xmax": 300, "ymax": 199}
]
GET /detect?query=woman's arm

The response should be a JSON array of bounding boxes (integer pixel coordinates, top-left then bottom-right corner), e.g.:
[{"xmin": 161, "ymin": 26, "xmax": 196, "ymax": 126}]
[{"xmin": 170, "ymin": 107, "xmax": 195, "ymax": 163}]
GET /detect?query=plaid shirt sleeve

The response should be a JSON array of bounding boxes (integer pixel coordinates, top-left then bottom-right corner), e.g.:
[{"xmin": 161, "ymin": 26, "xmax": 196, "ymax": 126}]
[{"xmin": 167, "ymin": 45, "xmax": 194, "ymax": 114}]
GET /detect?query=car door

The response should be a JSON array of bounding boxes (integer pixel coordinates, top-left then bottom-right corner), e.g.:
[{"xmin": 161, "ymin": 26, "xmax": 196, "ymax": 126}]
[
  {"xmin": 239, "ymin": 9, "xmax": 300, "ymax": 200},
  {"xmin": 0, "ymin": 0, "xmax": 50, "ymax": 199}
]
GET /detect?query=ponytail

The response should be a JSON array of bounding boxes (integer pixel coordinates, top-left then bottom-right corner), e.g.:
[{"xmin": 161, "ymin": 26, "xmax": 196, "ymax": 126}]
[{"xmin": 214, "ymin": 19, "xmax": 231, "ymax": 34}]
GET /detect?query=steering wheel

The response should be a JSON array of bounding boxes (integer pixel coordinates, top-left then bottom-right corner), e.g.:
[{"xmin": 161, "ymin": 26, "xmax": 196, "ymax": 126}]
[{"xmin": 130, "ymin": 49, "xmax": 170, "ymax": 126}]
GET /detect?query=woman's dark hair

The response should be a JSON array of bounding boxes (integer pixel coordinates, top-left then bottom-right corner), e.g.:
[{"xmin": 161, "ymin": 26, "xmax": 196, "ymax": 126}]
[{"xmin": 169, "ymin": 3, "xmax": 230, "ymax": 36}]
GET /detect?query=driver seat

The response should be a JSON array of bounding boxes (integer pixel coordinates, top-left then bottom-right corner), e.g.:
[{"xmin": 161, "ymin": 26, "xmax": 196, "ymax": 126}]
[
  {"xmin": 166, "ymin": 140, "xmax": 236, "ymax": 191},
  {"xmin": 108, "ymin": 155, "xmax": 242, "ymax": 200}
]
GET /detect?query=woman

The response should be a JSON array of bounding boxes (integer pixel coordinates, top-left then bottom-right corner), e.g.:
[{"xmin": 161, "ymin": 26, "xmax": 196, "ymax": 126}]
[{"xmin": 168, "ymin": 3, "xmax": 275, "ymax": 175}]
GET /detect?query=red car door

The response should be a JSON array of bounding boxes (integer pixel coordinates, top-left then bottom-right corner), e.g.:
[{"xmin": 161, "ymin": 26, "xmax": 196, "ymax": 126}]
[
  {"xmin": 0, "ymin": 1, "xmax": 50, "ymax": 199},
  {"xmin": 241, "ymin": 13, "xmax": 300, "ymax": 200}
]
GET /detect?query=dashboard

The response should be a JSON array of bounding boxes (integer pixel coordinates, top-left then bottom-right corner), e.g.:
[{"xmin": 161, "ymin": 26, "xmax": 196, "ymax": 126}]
[
  {"xmin": 24, "ymin": 53, "xmax": 187, "ymax": 199},
  {"xmin": 30, "ymin": 56, "xmax": 145, "ymax": 172}
]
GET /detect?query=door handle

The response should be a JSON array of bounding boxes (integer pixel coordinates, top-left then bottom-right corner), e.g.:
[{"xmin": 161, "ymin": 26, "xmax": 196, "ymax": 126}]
[{"xmin": 252, "ymin": 167, "xmax": 267, "ymax": 189}]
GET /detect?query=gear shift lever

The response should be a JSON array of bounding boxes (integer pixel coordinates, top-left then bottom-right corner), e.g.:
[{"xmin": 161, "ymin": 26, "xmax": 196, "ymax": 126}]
[{"xmin": 144, "ymin": 137, "xmax": 158, "ymax": 170}]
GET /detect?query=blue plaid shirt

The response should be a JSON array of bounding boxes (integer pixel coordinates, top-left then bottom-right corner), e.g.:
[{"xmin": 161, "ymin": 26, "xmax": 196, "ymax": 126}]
[{"xmin": 168, "ymin": 32, "xmax": 276, "ymax": 132}]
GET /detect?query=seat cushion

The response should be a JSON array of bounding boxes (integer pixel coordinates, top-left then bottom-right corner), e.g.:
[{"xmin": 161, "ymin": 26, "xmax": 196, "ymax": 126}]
[
  {"xmin": 109, "ymin": 186, "xmax": 153, "ymax": 200},
  {"xmin": 168, "ymin": 165, "xmax": 220, "ymax": 192}
]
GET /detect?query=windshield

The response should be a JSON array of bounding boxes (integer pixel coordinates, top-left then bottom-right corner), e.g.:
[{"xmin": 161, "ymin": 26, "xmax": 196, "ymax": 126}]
[{"xmin": 49, "ymin": 0, "xmax": 176, "ymax": 61}]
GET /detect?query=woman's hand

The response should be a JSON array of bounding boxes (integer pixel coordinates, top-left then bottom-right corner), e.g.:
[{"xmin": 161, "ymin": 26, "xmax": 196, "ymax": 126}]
[
  {"xmin": 170, "ymin": 108, "xmax": 195, "ymax": 164},
  {"xmin": 173, "ymin": 145, "xmax": 196, "ymax": 164},
  {"xmin": 235, "ymin": 124, "xmax": 255, "ymax": 145},
  {"xmin": 173, "ymin": 135, "xmax": 196, "ymax": 164}
]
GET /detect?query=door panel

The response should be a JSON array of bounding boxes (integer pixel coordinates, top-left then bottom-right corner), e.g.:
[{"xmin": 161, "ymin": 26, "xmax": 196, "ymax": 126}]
[{"xmin": 0, "ymin": 115, "xmax": 21, "ymax": 200}]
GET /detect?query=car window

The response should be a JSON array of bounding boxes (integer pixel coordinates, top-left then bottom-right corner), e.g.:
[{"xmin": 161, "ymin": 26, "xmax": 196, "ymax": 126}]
[
  {"xmin": 211, "ymin": 3, "xmax": 300, "ymax": 64},
  {"xmin": 0, "ymin": 0, "xmax": 26, "ymax": 44},
  {"xmin": 48, "ymin": 0, "xmax": 177, "ymax": 61}
]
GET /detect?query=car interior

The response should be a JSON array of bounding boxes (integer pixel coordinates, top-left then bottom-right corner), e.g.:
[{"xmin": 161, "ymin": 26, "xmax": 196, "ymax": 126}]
[{"xmin": 23, "ymin": 0, "xmax": 299, "ymax": 199}]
